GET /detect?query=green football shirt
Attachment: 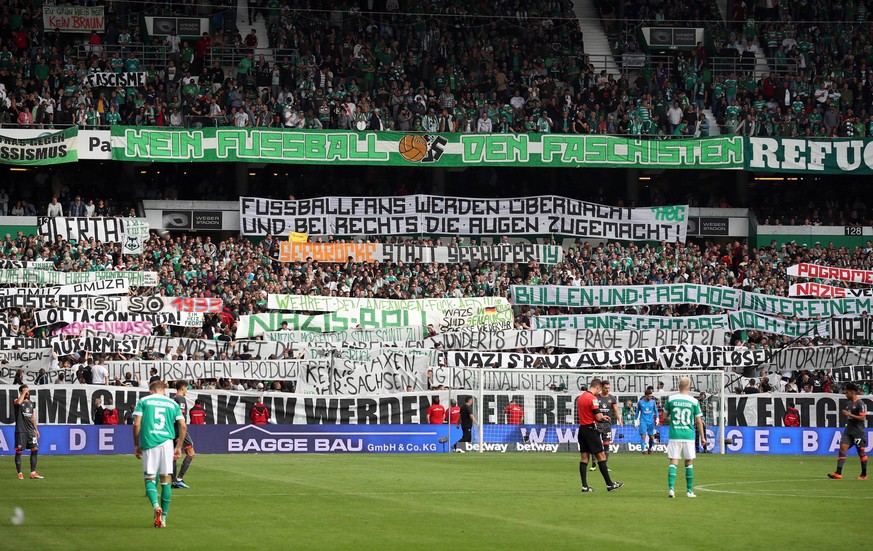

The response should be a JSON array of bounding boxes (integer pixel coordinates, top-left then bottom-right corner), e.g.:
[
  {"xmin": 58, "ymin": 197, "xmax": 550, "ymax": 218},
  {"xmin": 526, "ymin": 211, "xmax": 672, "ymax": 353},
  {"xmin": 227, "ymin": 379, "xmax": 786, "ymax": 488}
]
[
  {"xmin": 134, "ymin": 394, "xmax": 183, "ymax": 450},
  {"xmin": 664, "ymin": 394, "xmax": 702, "ymax": 441}
]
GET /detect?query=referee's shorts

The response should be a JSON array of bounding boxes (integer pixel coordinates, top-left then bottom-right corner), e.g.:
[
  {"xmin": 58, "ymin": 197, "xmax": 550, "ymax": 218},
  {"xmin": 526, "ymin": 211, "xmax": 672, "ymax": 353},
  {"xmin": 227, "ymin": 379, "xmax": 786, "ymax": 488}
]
[{"xmin": 577, "ymin": 424, "xmax": 604, "ymax": 454}]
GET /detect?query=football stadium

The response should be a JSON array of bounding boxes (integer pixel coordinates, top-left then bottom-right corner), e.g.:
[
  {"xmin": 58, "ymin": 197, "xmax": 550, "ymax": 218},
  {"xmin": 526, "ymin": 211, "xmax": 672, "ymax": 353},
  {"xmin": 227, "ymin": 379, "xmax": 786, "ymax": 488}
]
[{"xmin": 0, "ymin": 0, "xmax": 871, "ymax": 548}]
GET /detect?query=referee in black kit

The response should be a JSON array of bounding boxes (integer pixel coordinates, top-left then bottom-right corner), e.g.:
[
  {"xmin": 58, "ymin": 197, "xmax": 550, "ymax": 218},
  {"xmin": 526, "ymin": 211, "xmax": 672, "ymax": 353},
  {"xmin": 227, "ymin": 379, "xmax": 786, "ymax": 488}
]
[{"xmin": 453, "ymin": 396, "xmax": 478, "ymax": 452}]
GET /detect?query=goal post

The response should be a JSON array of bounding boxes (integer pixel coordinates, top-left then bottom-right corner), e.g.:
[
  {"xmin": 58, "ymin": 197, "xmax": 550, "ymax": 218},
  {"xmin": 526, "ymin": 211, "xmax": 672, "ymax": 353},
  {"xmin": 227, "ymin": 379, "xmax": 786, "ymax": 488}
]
[{"xmin": 464, "ymin": 368, "xmax": 727, "ymax": 454}]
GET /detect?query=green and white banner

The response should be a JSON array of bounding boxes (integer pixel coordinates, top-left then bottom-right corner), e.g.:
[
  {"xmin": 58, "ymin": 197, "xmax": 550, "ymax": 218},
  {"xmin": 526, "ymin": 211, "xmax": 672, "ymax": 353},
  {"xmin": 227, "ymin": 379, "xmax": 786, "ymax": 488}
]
[
  {"xmin": 533, "ymin": 313, "xmax": 731, "ymax": 330},
  {"xmin": 747, "ymin": 137, "xmax": 873, "ymax": 174},
  {"xmin": 267, "ymin": 295, "xmax": 509, "ymax": 312},
  {"xmin": 264, "ymin": 326, "xmax": 432, "ymax": 343},
  {"xmin": 110, "ymin": 128, "xmax": 743, "ymax": 169},
  {"xmin": 512, "ymin": 283, "xmax": 873, "ymax": 319},
  {"xmin": 241, "ymin": 195, "xmax": 688, "ymax": 241},
  {"xmin": 238, "ymin": 307, "xmax": 512, "ymax": 338},
  {"xmin": 726, "ymin": 310, "xmax": 829, "ymax": 337},
  {"xmin": 0, "ymin": 127, "xmax": 77, "ymax": 165}
]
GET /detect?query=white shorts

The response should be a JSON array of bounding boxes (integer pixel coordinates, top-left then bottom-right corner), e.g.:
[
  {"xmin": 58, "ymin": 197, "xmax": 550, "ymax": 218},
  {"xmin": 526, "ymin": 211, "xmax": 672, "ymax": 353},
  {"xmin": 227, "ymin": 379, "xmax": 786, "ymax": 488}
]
[
  {"xmin": 142, "ymin": 440, "xmax": 174, "ymax": 476},
  {"xmin": 666, "ymin": 440, "xmax": 697, "ymax": 460}
]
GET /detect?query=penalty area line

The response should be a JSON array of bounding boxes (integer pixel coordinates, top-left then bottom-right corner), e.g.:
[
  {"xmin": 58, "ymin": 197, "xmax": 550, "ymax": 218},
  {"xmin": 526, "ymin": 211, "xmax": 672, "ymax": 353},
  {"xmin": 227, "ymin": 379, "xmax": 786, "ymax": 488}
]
[{"xmin": 696, "ymin": 478, "xmax": 873, "ymax": 500}]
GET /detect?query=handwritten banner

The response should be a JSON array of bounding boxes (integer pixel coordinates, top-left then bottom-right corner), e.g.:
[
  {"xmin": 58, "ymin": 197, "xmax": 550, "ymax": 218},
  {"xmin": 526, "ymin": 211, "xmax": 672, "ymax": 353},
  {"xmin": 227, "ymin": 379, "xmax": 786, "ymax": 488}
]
[
  {"xmin": 0, "ymin": 269, "xmax": 158, "ymax": 287},
  {"xmin": 267, "ymin": 295, "xmax": 509, "ymax": 312},
  {"xmin": 789, "ymin": 283, "xmax": 873, "ymax": 298},
  {"xmin": 278, "ymin": 242, "xmax": 564, "ymax": 264}
]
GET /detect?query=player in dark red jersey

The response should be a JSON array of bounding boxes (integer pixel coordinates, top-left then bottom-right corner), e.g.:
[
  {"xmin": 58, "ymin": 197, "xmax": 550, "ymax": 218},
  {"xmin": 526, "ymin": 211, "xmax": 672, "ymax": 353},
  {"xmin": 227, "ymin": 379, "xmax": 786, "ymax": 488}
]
[
  {"xmin": 426, "ymin": 397, "xmax": 446, "ymax": 424},
  {"xmin": 828, "ymin": 383, "xmax": 868, "ymax": 480},
  {"xmin": 576, "ymin": 379, "xmax": 622, "ymax": 492},
  {"xmin": 172, "ymin": 381, "xmax": 196, "ymax": 489},
  {"xmin": 13, "ymin": 385, "xmax": 43, "ymax": 480}
]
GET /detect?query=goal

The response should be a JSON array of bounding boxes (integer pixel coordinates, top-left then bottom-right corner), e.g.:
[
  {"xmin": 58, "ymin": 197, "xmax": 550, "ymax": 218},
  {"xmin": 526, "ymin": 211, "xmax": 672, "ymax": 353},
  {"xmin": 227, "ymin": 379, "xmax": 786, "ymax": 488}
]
[{"xmin": 459, "ymin": 368, "xmax": 727, "ymax": 454}]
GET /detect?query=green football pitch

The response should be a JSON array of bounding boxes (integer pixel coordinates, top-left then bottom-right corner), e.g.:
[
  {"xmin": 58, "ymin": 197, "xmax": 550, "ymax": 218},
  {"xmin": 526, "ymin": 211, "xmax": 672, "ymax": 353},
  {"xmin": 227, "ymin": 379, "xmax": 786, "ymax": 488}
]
[{"xmin": 0, "ymin": 453, "xmax": 868, "ymax": 550}]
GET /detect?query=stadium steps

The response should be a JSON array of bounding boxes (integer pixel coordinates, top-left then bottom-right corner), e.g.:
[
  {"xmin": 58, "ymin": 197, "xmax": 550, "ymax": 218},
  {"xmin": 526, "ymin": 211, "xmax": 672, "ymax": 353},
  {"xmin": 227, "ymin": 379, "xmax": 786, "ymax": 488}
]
[
  {"xmin": 752, "ymin": 38, "xmax": 770, "ymax": 79},
  {"xmin": 572, "ymin": 0, "xmax": 619, "ymax": 75},
  {"xmin": 702, "ymin": 109, "xmax": 721, "ymax": 136},
  {"xmin": 715, "ymin": 0, "xmax": 729, "ymax": 24},
  {"xmin": 236, "ymin": 0, "xmax": 274, "ymax": 63}
]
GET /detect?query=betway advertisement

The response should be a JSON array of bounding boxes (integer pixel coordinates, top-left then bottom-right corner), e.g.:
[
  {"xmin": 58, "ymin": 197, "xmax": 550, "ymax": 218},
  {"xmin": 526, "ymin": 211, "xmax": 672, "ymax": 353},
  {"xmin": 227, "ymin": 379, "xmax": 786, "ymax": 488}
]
[{"xmin": 0, "ymin": 425, "xmax": 869, "ymax": 455}]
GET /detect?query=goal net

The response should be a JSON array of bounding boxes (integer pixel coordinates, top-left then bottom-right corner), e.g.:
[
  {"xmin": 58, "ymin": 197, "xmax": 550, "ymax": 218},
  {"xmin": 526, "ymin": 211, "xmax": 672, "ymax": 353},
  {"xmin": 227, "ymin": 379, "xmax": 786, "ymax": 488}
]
[{"xmin": 454, "ymin": 368, "xmax": 726, "ymax": 454}]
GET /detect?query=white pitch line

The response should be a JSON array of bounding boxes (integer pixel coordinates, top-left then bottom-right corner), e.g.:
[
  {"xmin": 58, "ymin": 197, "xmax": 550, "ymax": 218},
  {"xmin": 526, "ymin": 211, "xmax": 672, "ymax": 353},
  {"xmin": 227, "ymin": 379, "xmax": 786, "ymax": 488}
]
[{"xmin": 696, "ymin": 478, "xmax": 873, "ymax": 500}]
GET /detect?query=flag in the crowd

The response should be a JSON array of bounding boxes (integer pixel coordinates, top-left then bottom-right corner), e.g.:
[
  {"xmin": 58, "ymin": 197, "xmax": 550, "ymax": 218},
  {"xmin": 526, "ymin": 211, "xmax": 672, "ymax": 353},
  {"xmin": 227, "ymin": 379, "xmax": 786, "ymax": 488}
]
[
  {"xmin": 288, "ymin": 232, "xmax": 308, "ymax": 243},
  {"xmin": 485, "ymin": 306, "xmax": 497, "ymax": 315}
]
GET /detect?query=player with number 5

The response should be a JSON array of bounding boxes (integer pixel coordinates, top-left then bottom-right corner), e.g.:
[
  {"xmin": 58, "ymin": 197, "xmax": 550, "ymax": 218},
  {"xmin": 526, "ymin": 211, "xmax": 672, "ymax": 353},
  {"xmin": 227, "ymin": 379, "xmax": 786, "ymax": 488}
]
[
  {"xmin": 664, "ymin": 377, "xmax": 706, "ymax": 498},
  {"xmin": 134, "ymin": 380, "xmax": 187, "ymax": 528}
]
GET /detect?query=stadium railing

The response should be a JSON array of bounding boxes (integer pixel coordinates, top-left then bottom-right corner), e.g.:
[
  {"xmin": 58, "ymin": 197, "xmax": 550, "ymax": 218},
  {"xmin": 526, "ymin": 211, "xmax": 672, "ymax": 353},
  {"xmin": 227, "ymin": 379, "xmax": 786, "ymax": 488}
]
[{"xmin": 76, "ymin": 44, "xmax": 171, "ymax": 69}]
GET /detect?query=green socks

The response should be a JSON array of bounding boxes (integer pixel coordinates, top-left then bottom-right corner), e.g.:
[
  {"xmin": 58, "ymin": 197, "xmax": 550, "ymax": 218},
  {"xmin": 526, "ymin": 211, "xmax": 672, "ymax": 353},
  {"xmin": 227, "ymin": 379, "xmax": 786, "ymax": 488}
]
[
  {"xmin": 145, "ymin": 478, "xmax": 159, "ymax": 509},
  {"xmin": 161, "ymin": 482, "xmax": 172, "ymax": 515},
  {"xmin": 667, "ymin": 464, "xmax": 677, "ymax": 491},
  {"xmin": 686, "ymin": 465, "xmax": 694, "ymax": 492}
]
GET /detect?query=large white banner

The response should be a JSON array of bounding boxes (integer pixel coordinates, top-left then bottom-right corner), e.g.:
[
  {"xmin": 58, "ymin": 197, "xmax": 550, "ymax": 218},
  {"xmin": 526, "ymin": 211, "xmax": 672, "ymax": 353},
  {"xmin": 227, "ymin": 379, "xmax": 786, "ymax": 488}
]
[
  {"xmin": 123, "ymin": 335, "xmax": 295, "ymax": 358},
  {"xmin": 104, "ymin": 359, "xmax": 329, "ymax": 383},
  {"xmin": 789, "ymin": 282, "xmax": 873, "ymax": 298},
  {"xmin": 444, "ymin": 345, "xmax": 736, "ymax": 369},
  {"xmin": 52, "ymin": 321, "xmax": 153, "ymax": 337},
  {"xmin": 240, "ymin": 195, "xmax": 689, "ymax": 242},
  {"xmin": 0, "ymin": 349, "xmax": 53, "ymax": 372},
  {"xmin": 267, "ymin": 295, "xmax": 509, "ymax": 312},
  {"xmin": 38, "ymin": 217, "xmax": 150, "ymax": 255},
  {"xmin": 787, "ymin": 263, "xmax": 873, "ymax": 285},
  {"xmin": 428, "ymin": 328, "xmax": 728, "ymax": 350},
  {"xmin": 0, "ymin": 269, "xmax": 158, "ymax": 287},
  {"xmin": 52, "ymin": 336, "xmax": 140, "ymax": 356},
  {"xmin": 511, "ymin": 283, "xmax": 873, "ymax": 319},
  {"xmin": 34, "ymin": 308, "xmax": 203, "ymax": 328},
  {"xmin": 293, "ymin": 353, "xmax": 430, "ymax": 395},
  {"xmin": 278, "ymin": 242, "xmax": 565, "ymax": 264},
  {"xmin": 0, "ymin": 260, "xmax": 54, "ymax": 270}
]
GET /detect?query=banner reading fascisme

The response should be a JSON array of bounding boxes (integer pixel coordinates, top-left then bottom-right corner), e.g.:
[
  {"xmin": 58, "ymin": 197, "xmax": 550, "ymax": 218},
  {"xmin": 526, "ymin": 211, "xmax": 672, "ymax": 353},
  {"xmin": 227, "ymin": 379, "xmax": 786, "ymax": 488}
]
[
  {"xmin": 511, "ymin": 284, "xmax": 873, "ymax": 319},
  {"xmin": 267, "ymin": 295, "xmax": 509, "ymax": 312},
  {"xmin": 789, "ymin": 282, "xmax": 873, "ymax": 298},
  {"xmin": 747, "ymin": 137, "xmax": 873, "ymax": 174},
  {"xmin": 278, "ymin": 242, "xmax": 564, "ymax": 264},
  {"xmin": 0, "ymin": 127, "xmax": 77, "ymax": 165},
  {"xmin": 241, "ymin": 195, "xmax": 688, "ymax": 241},
  {"xmin": 0, "ymin": 269, "xmax": 158, "ymax": 287},
  {"xmin": 111, "ymin": 128, "xmax": 743, "ymax": 168},
  {"xmin": 787, "ymin": 263, "xmax": 873, "ymax": 284}
]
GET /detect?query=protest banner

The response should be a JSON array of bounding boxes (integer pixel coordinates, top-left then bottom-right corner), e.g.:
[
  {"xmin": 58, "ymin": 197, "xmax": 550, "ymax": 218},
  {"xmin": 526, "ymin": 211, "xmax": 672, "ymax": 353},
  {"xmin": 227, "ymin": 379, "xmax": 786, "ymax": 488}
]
[
  {"xmin": 82, "ymin": 72, "xmax": 147, "ymax": 88},
  {"xmin": 51, "ymin": 336, "xmax": 140, "ymax": 356},
  {"xmin": 38, "ymin": 217, "xmax": 150, "ymax": 254},
  {"xmin": 830, "ymin": 318, "xmax": 873, "ymax": 341},
  {"xmin": 293, "ymin": 353, "xmax": 430, "ymax": 395},
  {"xmin": 112, "ymin": 128, "xmax": 743, "ymax": 171},
  {"xmin": 0, "ymin": 269, "xmax": 158, "ymax": 287},
  {"xmin": 427, "ymin": 328, "xmax": 727, "ymax": 351},
  {"xmin": 239, "ymin": 195, "xmax": 688, "ymax": 242},
  {"xmin": 52, "ymin": 321, "xmax": 153, "ymax": 337},
  {"xmin": 0, "ymin": 349, "xmax": 53, "ymax": 372},
  {"xmin": 42, "ymin": 6, "xmax": 104, "ymax": 32},
  {"xmin": 787, "ymin": 263, "xmax": 873, "ymax": 285},
  {"xmin": 533, "ymin": 313, "xmax": 731, "ymax": 330},
  {"xmin": 0, "ymin": 127, "xmax": 78, "ymax": 165},
  {"xmin": 72, "ymin": 296, "xmax": 223, "ymax": 314},
  {"xmin": 444, "ymin": 346, "xmax": 735, "ymax": 369},
  {"xmin": 0, "ymin": 260, "xmax": 54, "ymax": 270},
  {"xmin": 726, "ymin": 310, "xmax": 829, "ymax": 337},
  {"xmin": 789, "ymin": 283, "xmax": 873, "ymax": 298},
  {"xmin": 0, "ymin": 337, "xmax": 50, "ymax": 350},
  {"xmin": 238, "ymin": 307, "xmax": 511, "ymax": 338},
  {"xmin": 34, "ymin": 308, "xmax": 203, "ymax": 328},
  {"xmin": 264, "ymin": 326, "xmax": 431, "ymax": 344},
  {"xmin": 512, "ymin": 283, "xmax": 873, "ymax": 319},
  {"xmin": 303, "ymin": 346, "xmax": 441, "ymax": 364},
  {"xmin": 103, "ymin": 359, "xmax": 328, "ymax": 383},
  {"xmin": 657, "ymin": 348, "xmax": 772, "ymax": 369},
  {"xmin": 829, "ymin": 366, "xmax": 873, "ymax": 383},
  {"xmin": 0, "ymin": 278, "xmax": 130, "ymax": 310},
  {"xmin": 747, "ymin": 137, "xmax": 873, "ymax": 174},
  {"xmin": 120, "ymin": 335, "xmax": 294, "ymax": 359},
  {"xmin": 267, "ymin": 295, "xmax": 509, "ymax": 312},
  {"xmin": 759, "ymin": 346, "xmax": 873, "ymax": 372},
  {"xmin": 278, "ymin": 242, "xmax": 564, "ymax": 264}
]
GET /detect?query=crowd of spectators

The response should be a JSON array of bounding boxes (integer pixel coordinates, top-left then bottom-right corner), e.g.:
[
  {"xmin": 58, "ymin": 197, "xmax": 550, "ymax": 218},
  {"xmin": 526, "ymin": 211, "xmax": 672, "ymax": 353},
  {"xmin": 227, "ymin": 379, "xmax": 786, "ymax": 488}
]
[{"xmin": 1, "ymin": 223, "xmax": 870, "ymax": 395}]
